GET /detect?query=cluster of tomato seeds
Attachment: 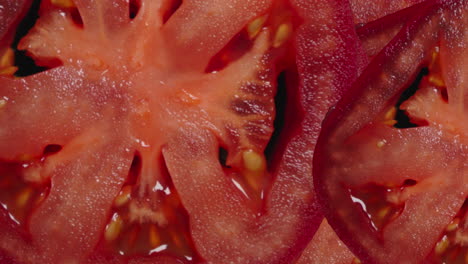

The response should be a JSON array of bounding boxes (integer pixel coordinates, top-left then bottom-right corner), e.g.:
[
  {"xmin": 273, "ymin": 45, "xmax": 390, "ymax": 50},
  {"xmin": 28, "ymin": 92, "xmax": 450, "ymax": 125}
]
[
  {"xmin": 208, "ymin": 9, "xmax": 296, "ymax": 212},
  {"xmin": 101, "ymin": 156, "xmax": 199, "ymax": 262},
  {"xmin": 349, "ymin": 183, "xmax": 408, "ymax": 233},
  {"xmin": 379, "ymin": 46, "xmax": 447, "ymax": 131},
  {"xmin": 0, "ymin": 159, "xmax": 50, "ymax": 228},
  {"xmin": 426, "ymin": 200, "xmax": 468, "ymax": 264},
  {"xmin": 206, "ymin": 5, "xmax": 293, "ymax": 73}
]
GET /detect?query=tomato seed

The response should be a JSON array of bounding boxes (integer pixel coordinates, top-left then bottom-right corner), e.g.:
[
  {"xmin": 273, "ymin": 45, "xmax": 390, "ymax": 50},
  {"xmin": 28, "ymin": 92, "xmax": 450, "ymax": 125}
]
[
  {"xmin": 435, "ymin": 235, "xmax": 450, "ymax": 255},
  {"xmin": 105, "ymin": 213, "xmax": 123, "ymax": 242},
  {"xmin": 113, "ymin": 185, "xmax": 132, "ymax": 207},
  {"xmin": 0, "ymin": 66, "xmax": 18, "ymax": 76},
  {"xmin": 16, "ymin": 187, "xmax": 33, "ymax": 208},
  {"xmin": 247, "ymin": 16, "xmax": 268, "ymax": 39},
  {"xmin": 0, "ymin": 48, "xmax": 15, "ymax": 68},
  {"xmin": 273, "ymin": 23, "xmax": 292, "ymax": 48},
  {"xmin": 242, "ymin": 150, "xmax": 265, "ymax": 172},
  {"xmin": 149, "ymin": 224, "xmax": 161, "ymax": 248},
  {"xmin": 50, "ymin": 0, "xmax": 76, "ymax": 8},
  {"xmin": 447, "ymin": 218, "xmax": 460, "ymax": 232},
  {"xmin": 376, "ymin": 139, "xmax": 387, "ymax": 148}
]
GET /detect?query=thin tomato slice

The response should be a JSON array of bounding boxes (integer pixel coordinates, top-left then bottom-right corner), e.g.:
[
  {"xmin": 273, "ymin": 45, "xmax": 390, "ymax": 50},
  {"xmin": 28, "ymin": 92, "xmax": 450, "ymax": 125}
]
[{"xmin": 291, "ymin": 0, "xmax": 367, "ymax": 262}]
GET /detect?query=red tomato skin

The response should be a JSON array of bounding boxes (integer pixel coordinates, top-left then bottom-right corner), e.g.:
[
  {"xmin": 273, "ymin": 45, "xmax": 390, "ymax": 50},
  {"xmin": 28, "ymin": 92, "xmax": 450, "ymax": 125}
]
[{"xmin": 290, "ymin": 0, "xmax": 368, "ymax": 262}]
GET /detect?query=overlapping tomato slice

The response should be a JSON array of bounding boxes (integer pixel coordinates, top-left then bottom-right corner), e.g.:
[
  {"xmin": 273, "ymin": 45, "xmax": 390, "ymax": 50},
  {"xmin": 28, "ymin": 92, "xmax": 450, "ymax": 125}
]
[
  {"xmin": 2, "ymin": 0, "xmax": 464, "ymax": 263},
  {"xmin": 314, "ymin": 0, "xmax": 467, "ymax": 263}
]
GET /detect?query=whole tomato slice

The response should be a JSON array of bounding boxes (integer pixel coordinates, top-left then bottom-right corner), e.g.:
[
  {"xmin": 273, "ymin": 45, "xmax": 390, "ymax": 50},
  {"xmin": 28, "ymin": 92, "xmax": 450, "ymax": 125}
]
[
  {"xmin": 0, "ymin": 0, "xmax": 366, "ymax": 263},
  {"xmin": 314, "ymin": 0, "xmax": 467, "ymax": 263}
]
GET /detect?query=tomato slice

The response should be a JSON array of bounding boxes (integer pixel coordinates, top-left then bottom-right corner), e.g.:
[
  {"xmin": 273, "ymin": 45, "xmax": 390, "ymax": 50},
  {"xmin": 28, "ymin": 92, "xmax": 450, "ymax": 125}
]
[
  {"xmin": 0, "ymin": 0, "xmax": 349, "ymax": 263},
  {"xmin": 314, "ymin": 1, "xmax": 467, "ymax": 263},
  {"xmin": 290, "ymin": 0, "xmax": 367, "ymax": 263}
]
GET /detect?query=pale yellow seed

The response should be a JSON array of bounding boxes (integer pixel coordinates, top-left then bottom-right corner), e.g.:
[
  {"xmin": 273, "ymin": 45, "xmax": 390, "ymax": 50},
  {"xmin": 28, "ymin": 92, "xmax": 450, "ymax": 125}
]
[
  {"xmin": 149, "ymin": 224, "xmax": 160, "ymax": 248},
  {"xmin": 273, "ymin": 23, "xmax": 292, "ymax": 48},
  {"xmin": 429, "ymin": 75, "xmax": 445, "ymax": 87},
  {"xmin": 446, "ymin": 218, "xmax": 459, "ymax": 232},
  {"xmin": 0, "ymin": 99, "xmax": 6, "ymax": 109},
  {"xmin": 247, "ymin": 15, "xmax": 267, "ymax": 39},
  {"xmin": 384, "ymin": 107, "xmax": 396, "ymax": 120},
  {"xmin": 435, "ymin": 235, "xmax": 449, "ymax": 255},
  {"xmin": 0, "ymin": 48, "xmax": 14, "ymax": 68},
  {"xmin": 51, "ymin": 0, "xmax": 76, "ymax": 8},
  {"xmin": 376, "ymin": 139, "xmax": 387, "ymax": 148},
  {"xmin": 0, "ymin": 66, "xmax": 17, "ymax": 76},
  {"xmin": 105, "ymin": 214, "xmax": 123, "ymax": 241},
  {"xmin": 429, "ymin": 50, "xmax": 439, "ymax": 69},
  {"xmin": 243, "ymin": 150, "xmax": 265, "ymax": 172},
  {"xmin": 16, "ymin": 187, "xmax": 33, "ymax": 208},
  {"xmin": 114, "ymin": 185, "xmax": 132, "ymax": 207},
  {"xmin": 377, "ymin": 206, "xmax": 390, "ymax": 219},
  {"xmin": 383, "ymin": 119, "xmax": 397, "ymax": 127},
  {"xmin": 352, "ymin": 258, "xmax": 362, "ymax": 264}
]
